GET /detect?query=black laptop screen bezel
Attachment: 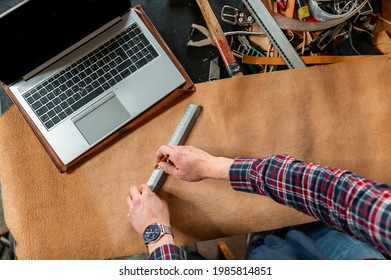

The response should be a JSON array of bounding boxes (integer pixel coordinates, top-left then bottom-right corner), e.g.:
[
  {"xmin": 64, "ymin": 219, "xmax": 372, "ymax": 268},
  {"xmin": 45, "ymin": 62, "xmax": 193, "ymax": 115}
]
[{"xmin": 0, "ymin": 0, "xmax": 131, "ymax": 85}]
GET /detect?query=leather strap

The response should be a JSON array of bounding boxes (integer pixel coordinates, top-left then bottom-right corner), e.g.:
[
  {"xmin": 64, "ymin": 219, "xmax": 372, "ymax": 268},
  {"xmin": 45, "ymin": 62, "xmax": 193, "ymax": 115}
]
[{"xmin": 242, "ymin": 54, "xmax": 376, "ymax": 65}]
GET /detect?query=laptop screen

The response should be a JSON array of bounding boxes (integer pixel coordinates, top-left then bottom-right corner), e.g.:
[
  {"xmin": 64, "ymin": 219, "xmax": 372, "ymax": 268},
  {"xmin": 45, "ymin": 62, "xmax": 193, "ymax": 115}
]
[{"xmin": 0, "ymin": 0, "xmax": 131, "ymax": 85}]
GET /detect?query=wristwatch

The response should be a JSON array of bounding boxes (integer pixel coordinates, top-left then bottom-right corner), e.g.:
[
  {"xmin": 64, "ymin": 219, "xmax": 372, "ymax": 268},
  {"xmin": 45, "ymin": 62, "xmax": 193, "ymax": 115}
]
[{"xmin": 142, "ymin": 223, "xmax": 173, "ymax": 245}]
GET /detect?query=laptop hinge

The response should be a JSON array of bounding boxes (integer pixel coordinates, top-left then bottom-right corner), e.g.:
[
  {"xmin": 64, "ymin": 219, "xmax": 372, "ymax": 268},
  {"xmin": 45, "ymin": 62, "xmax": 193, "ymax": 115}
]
[
  {"xmin": 23, "ymin": 16, "xmax": 122, "ymax": 81},
  {"xmin": 0, "ymin": 0, "xmax": 30, "ymax": 18}
]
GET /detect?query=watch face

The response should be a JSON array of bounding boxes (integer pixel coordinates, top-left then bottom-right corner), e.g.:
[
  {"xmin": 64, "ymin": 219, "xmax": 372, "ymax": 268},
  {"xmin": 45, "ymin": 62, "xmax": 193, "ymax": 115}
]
[{"xmin": 143, "ymin": 224, "xmax": 161, "ymax": 243}]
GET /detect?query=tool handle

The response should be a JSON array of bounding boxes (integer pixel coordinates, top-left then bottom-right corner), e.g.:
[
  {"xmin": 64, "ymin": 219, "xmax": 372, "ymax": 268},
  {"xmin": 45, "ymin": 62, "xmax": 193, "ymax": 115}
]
[{"xmin": 195, "ymin": 0, "xmax": 242, "ymax": 77}]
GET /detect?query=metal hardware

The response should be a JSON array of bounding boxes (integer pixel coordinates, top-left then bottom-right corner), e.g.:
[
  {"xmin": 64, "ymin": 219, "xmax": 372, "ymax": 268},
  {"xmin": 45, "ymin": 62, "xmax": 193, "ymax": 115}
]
[
  {"xmin": 221, "ymin": 5, "xmax": 255, "ymax": 28},
  {"xmin": 208, "ymin": 57, "xmax": 220, "ymax": 81}
]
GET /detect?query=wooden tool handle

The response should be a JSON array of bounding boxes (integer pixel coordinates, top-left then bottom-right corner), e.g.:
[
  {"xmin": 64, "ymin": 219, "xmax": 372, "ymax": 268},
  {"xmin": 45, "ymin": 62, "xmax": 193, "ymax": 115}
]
[{"xmin": 195, "ymin": 0, "xmax": 242, "ymax": 77}]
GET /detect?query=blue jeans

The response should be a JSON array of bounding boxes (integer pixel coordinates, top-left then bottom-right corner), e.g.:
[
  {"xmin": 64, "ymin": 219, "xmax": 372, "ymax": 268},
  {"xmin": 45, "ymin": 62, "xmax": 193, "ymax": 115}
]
[
  {"xmin": 246, "ymin": 223, "xmax": 385, "ymax": 260},
  {"xmin": 304, "ymin": 224, "xmax": 385, "ymax": 260}
]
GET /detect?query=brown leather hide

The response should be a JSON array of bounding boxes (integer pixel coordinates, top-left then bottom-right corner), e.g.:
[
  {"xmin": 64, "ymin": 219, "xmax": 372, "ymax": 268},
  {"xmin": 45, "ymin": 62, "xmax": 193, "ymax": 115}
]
[{"xmin": 1, "ymin": 54, "xmax": 390, "ymax": 259}]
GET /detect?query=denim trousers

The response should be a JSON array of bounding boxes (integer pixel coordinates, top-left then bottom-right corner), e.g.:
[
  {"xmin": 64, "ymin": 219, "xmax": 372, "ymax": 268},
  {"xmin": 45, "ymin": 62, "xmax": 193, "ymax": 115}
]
[{"xmin": 246, "ymin": 222, "xmax": 385, "ymax": 260}]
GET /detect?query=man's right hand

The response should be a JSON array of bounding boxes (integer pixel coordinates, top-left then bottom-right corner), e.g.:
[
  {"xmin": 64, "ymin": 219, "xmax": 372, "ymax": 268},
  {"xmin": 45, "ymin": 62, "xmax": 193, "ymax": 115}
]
[{"xmin": 155, "ymin": 145, "xmax": 233, "ymax": 182}]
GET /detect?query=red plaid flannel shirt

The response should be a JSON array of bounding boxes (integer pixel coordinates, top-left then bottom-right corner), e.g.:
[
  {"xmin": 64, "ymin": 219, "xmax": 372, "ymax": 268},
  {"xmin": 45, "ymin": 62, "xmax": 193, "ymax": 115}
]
[{"xmin": 149, "ymin": 154, "xmax": 391, "ymax": 259}]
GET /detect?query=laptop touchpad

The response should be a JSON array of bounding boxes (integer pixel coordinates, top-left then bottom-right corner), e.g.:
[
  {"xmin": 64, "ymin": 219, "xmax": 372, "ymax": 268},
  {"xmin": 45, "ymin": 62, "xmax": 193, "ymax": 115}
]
[{"xmin": 73, "ymin": 93, "xmax": 131, "ymax": 145}]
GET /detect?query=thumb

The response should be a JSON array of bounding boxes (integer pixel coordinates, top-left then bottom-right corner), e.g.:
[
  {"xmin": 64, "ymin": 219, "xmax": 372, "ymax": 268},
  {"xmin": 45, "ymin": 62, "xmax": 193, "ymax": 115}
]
[{"xmin": 159, "ymin": 161, "xmax": 178, "ymax": 176}]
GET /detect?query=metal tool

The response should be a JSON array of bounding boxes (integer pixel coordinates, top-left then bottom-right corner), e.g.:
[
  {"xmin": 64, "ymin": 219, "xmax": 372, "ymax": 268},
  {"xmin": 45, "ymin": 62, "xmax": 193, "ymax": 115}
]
[
  {"xmin": 188, "ymin": 23, "xmax": 264, "ymax": 47},
  {"xmin": 195, "ymin": 0, "xmax": 243, "ymax": 77},
  {"xmin": 208, "ymin": 57, "xmax": 220, "ymax": 81},
  {"xmin": 188, "ymin": 24, "xmax": 215, "ymax": 47},
  {"xmin": 241, "ymin": 0, "xmax": 306, "ymax": 69},
  {"xmin": 147, "ymin": 104, "xmax": 202, "ymax": 193},
  {"xmin": 304, "ymin": 22, "xmax": 349, "ymax": 54}
]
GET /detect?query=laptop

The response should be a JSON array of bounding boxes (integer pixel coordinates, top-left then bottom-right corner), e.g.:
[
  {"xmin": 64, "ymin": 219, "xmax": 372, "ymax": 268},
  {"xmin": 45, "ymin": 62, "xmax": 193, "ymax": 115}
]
[{"xmin": 0, "ymin": 0, "xmax": 185, "ymax": 169}]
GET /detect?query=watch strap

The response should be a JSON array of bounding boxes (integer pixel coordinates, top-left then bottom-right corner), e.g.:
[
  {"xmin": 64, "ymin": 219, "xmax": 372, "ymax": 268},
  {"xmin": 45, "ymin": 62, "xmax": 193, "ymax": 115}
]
[{"xmin": 161, "ymin": 225, "xmax": 173, "ymax": 236}]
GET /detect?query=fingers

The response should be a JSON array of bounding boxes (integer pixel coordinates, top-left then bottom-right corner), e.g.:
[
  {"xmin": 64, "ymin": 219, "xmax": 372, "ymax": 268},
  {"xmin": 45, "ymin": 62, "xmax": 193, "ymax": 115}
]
[
  {"xmin": 158, "ymin": 161, "xmax": 179, "ymax": 177},
  {"xmin": 127, "ymin": 184, "xmax": 152, "ymax": 213},
  {"xmin": 129, "ymin": 185, "xmax": 141, "ymax": 198},
  {"xmin": 156, "ymin": 145, "xmax": 175, "ymax": 162},
  {"xmin": 140, "ymin": 183, "xmax": 152, "ymax": 194}
]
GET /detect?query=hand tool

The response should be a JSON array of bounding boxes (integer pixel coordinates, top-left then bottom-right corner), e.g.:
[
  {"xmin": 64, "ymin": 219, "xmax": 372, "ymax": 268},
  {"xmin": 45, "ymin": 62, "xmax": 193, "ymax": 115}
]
[
  {"xmin": 242, "ymin": 0, "xmax": 306, "ymax": 69},
  {"xmin": 195, "ymin": 0, "xmax": 243, "ymax": 77},
  {"xmin": 188, "ymin": 23, "xmax": 264, "ymax": 47},
  {"xmin": 304, "ymin": 22, "xmax": 349, "ymax": 54},
  {"xmin": 187, "ymin": 24, "xmax": 215, "ymax": 47},
  {"xmin": 147, "ymin": 104, "xmax": 202, "ymax": 193},
  {"xmin": 208, "ymin": 57, "xmax": 220, "ymax": 81}
]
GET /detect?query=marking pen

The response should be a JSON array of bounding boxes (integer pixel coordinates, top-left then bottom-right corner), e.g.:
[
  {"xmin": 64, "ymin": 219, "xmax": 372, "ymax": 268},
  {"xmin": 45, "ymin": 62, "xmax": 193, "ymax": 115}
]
[{"xmin": 154, "ymin": 154, "xmax": 169, "ymax": 169}]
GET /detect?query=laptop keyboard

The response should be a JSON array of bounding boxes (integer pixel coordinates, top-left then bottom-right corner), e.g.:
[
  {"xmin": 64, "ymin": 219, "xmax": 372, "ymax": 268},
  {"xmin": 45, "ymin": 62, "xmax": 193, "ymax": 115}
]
[{"xmin": 23, "ymin": 23, "xmax": 159, "ymax": 130}]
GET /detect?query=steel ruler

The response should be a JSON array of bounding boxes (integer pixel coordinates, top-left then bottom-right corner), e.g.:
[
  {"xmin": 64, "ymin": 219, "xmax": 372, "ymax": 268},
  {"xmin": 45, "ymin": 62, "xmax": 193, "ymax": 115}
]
[
  {"xmin": 242, "ymin": 0, "xmax": 306, "ymax": 69},
  {"xmin": 147, "ymin": 103, "xmax": 202, "ymax": 193}
]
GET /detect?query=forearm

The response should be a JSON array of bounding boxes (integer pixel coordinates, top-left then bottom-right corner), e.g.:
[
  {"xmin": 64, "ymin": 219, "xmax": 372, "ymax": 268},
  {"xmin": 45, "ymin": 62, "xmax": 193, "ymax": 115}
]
[
  {"xmin": 229, "ymin": 154, "xmax": 391, "ymax": 256},
  {"xmin": 204, "ymin": 156, "xmax": 233, "ymax": 180}
]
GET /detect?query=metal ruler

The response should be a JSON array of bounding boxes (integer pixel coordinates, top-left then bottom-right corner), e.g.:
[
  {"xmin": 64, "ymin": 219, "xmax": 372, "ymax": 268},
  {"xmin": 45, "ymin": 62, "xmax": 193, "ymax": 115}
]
[
  {"xmin": 147, "ymin": 103, "xmax": 202, "ymax": 193},
  {"xmin": 242, "ymin": 0, "xmax": 306, "ymax": 69}
]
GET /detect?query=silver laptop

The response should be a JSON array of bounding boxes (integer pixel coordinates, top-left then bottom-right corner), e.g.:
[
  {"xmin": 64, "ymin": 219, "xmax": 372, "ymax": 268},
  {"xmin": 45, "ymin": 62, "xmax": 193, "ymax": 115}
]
[{"xmin": 0, "ymin": 0, "xmax": 185, "ymax": 165}]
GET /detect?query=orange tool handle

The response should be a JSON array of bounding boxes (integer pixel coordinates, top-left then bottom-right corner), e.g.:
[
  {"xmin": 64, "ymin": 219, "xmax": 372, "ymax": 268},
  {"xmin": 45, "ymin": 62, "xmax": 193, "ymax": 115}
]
[{"xmin": 195, "ymin": 0, "xmax": 243, "ymax": 77}]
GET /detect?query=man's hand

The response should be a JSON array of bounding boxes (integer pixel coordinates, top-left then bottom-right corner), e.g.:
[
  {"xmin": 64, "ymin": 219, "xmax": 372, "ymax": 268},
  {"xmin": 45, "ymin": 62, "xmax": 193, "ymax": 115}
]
[
  {"xmin": 127, "ymin": 184, "xmax": 174, "ymax": 253},
  {"xmin": 126, "ymin": 184, "xmax": 170, "ymax": 235},
  {"xmin": 156, "ymin": 145, "xmax": 233, "ymax": 182}
]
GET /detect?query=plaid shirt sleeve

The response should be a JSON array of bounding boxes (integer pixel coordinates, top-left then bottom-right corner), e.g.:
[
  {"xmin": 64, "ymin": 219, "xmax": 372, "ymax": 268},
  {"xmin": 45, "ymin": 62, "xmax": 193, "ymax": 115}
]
[
  {"xmin": 229, "ymin": 154, "xmax": 391, "ymax": 256},
  {"xmin": 149, "ymin": 244, "xmax": 187, "ymax": 260}
]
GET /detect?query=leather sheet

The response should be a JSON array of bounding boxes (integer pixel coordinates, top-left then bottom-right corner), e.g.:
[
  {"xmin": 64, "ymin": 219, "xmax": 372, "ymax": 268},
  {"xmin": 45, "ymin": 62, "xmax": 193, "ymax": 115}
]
[{"xmin": 1, "ymin": 54, "xmax": 391, "ymax": 259}]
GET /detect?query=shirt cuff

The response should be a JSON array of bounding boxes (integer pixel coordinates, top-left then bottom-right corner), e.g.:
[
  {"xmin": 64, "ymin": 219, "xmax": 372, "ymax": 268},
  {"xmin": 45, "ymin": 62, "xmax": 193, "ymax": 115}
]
[
  {"xmin": 229, "ymin": 157, "xmax": 259, "ymax": 194},
  {"xmin": 148, "ymin": 244, "xmax": 187, "ymax": 260}
]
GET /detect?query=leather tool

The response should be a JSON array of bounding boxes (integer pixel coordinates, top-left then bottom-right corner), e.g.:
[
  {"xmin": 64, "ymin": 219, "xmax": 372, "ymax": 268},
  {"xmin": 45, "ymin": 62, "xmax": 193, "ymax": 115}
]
[
  {"xmin": 208, "ymin": 57, "xmax": 220, "ymax": 81},
  {"xmin": 195, "ymin": 0, "xmax": 243, "ymax": 77}
]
